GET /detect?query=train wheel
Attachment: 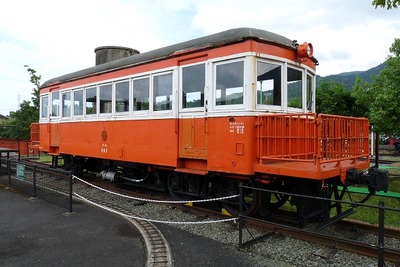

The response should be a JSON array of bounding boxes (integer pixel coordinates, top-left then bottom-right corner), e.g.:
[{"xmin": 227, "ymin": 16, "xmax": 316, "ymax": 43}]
[
  {"xmin": 221, "ymin": 181, "xmax": 260, "ymax": 217},
  {"xmin": 259, "ymin": 190, "xmax": 290, "ymax": 217},
  {"xmin": 268, "ymin": 192, "xmax": 290, "ymax": 210}
]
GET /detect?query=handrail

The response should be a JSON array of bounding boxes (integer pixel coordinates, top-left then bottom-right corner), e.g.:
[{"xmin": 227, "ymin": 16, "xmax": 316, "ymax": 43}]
[{"xmin": 256, "ymin": 113, "xmax": 370, "ymax": 165}]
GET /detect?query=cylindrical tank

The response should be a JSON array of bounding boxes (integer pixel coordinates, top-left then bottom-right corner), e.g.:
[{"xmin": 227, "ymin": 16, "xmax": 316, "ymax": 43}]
[{"xmin": 94, "ymin": 46, "xmax": 140, "ymax": 65}]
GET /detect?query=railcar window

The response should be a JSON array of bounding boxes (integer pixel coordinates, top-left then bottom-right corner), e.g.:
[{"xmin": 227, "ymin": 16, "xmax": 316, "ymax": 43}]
[
  {"xmin": 287, "ymin": 67, "xmax": 303, "ymax": 109},
  {"xmin": 182, "ymin": 64, "xmax": 205, "ymax": 108},
  {"xmin": 62, "ymin": 92, "xmax": 71, "ymax": 117},
  {"xmin": 257, "ymin": 61, "xmax": 282, "ymax": 106},
  {"xmin": 51, "ymin": 92, "xmax": 59, "ymax": 117},
  {"xmin": 133, "ymin": 77, "xmax": 149, "ymax": 111},
  {"xmin": 41, "ymin": 96, "xmax": 48, "ymax": 118},
  {"xmin": 215, "ymin": 61, "xmax": 244, "ymax": 106},
  {"xmin": 74, "ymin": 90, "xmax": 83, "ymax": 116},
  {"xmin": 306, "ymin": 74, "xmax": 313, "ymax": 111},
  {"xmin": 115, "ymin": 81, "xmax": 129, "ymax": 112},
  {"xmin": 100, "ymin": 84, "xmax": 112, "ymax": 113},
  {"xmin": 86, "ymin": 87, "xmax": 97, "ymax": 115},
  {"xmin": 153, "ymin": 73, "xmax": 172, "ymax": 111}
]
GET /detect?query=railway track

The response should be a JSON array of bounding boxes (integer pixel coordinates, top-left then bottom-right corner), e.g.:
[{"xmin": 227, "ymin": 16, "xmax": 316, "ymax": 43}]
[
  {"xmin": 240, "ymin": 216, "xmax": 400, "ymax": 264},
  {"xmin": 5, "ymin": 160, "xmax": 400, "ymax": 265}
]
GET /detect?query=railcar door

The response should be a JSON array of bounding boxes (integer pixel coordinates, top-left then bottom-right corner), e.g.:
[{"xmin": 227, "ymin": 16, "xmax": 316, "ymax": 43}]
[{"xmin": 178, "ymin": 62, "xmax": 208, "ymax": 161}]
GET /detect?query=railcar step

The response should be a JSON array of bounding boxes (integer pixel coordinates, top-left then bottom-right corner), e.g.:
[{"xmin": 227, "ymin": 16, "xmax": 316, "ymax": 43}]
[{"xmin": 174, "ymin": 168, "xmax": 208, "ymax": 175}]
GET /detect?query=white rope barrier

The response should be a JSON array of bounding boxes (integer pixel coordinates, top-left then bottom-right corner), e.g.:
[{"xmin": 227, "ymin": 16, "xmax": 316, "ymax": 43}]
[
  {"xmin": 73, "ymin": 175, "xmax": 239, "ymax": 204},
  {"xmin": 74, "ymin": 192, "xmax": 239, "ymax": 225}
]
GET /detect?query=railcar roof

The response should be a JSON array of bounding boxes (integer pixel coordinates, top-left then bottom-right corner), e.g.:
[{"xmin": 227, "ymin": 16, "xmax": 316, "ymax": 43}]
[{"xmin": 41, "ymin": 27, "xmax": 296, "ymax": 88}]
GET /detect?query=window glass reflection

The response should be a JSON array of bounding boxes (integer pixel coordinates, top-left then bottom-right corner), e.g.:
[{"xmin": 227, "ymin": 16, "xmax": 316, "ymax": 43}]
[
  {"xmin": 182, "ymin": 64, "xmax": 205, "ymax": 108},
  {"xmin": 116, "ymin": 81, "xmax": 129, "ymax": 112},
  {"xmin": 215, "ymin": 61, "xmax": 244, "ymax": 106},
  {"xmin": 257, "ymin": 61, "xmax": 281, "ymax": 106},
  {"xmin": 287, "ymin": 67, "xmax": 303, "ymax": 109}
]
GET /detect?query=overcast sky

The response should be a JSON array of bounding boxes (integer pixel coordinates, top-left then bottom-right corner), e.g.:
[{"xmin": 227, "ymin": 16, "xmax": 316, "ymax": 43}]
[{"xmin": 0, "ymin": 0, "xmax": 399, "ymax": 116}]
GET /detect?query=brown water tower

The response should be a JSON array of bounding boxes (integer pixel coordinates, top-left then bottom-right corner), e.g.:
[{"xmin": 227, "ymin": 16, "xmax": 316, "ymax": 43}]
[{"xmin": 94, "ymin": 46, "xmax": 140, "ymax": 65}]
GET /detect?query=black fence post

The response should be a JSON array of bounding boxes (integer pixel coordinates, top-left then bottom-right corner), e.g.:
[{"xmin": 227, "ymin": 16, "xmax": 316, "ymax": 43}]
[
  {"xmin": 68, "ymin": 172, "xmax": 73, "ymax": 213},
  {"xmin": 378, "ymin": 201, "xmax": 385, "ymax": 267},
  {"xmin": 239, "ymin": 183, "xmax": 243, "ymax": 247},
  {"xmin": 7, "ymin": 160, "xmax": 11, "ymax": 186},
  {"xmin": 33, "ymin": 165, "xmax": 37, "ymax": 198}
]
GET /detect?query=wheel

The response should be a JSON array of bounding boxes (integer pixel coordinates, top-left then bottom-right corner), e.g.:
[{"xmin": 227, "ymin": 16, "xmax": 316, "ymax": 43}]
[
  {"xmin": 268, "ymin": 192, "xmax": 289, "ymax": 210},
  {"xmin": 221, "ymin": 182, "xmax": 260, "ymax": 217}
]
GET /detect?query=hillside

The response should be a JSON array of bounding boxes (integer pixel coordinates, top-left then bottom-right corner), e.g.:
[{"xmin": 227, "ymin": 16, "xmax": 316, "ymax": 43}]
[{"xmin": 317, "ymin": 63, "xmax": 385, "ymax": 89}]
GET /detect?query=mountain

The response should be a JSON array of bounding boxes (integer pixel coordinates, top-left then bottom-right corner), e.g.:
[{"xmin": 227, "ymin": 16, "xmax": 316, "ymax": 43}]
[{"xmin": 317, "ymin": 63, "xmax": 386, "ymax": 89}]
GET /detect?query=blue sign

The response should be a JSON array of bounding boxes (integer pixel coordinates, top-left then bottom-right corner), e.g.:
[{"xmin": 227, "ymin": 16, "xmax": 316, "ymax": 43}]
[{"xmin": 16, "ymin": 164, "xmax": 25, "ymax": 180}]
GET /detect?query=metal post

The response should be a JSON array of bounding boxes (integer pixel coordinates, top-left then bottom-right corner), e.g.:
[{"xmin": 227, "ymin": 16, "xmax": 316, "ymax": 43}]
[
  {"xmin": 68, "ymin": 172, "xmax": 73, "ymax": 213},
  {"xmin": 375, "ymin": 132, "xmax": 379, "ymax": 168},
  {"xmin": 17, "ymin": 129, "xmax": 21, "ymax": 162},
  {"xmin": 7, "ymin": 160, "xmax": 11, "ymax": 186},
  {"xmin": 238, "ymin": 183, "xmax": 243, "ymax": 247},
  {"xmin": 378, "ymin": 201, "xmax": 385, "ymax": 267},
  {"xmin": 33, "ymin": 165, "xmax": 37, "ymax": 198}
]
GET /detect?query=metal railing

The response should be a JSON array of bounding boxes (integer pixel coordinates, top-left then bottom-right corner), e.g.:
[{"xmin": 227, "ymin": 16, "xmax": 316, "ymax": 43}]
[
  {"xmin": 0, "ymin": 158, "xmax": 73, "ymax": 212},
  {"xmin": 238, "ymin": 184, "xmax": 400, "ymax": 267},
  {"xmin": 256, "ymin": 113, "xmax": 370, "ymax": 164}
]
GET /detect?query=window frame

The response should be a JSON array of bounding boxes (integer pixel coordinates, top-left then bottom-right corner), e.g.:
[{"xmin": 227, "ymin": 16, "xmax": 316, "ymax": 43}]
[
  {"xmin": 212, "ymin": 58, "xmax": 245, "ymax": 111},
  {"xmin": 85, "ymin": 86, "xmax": 97, "ymax": 116},
  {"xmin": 286, "ymin": 64, "xmax": 305, "ymax": 112},
  {"xmin": 61, "ymin": 91, "xmax": 72, "ymax": 118},
  {"xmin": 114, "ymin": 79, "xmax": 130, "ymax": 114},
  {"xmin": 40, "ymin": 95, "xmax": 49, "ymax": 119},
  {"xmin": 73, "ymin": 88, "xmax": 84, "ymax": 117},
  {"xmin": 152, "ymin": 71, "xmax": 173, "ymax": 113},
  {"xmin": 180, "ymin": 62, "xmax": 206, "ymax": 112},
  {"xmin": 256, "ymin": 59, "xmax": 284, "ymax": 111},
  {"xmin": 132, "ymin": 75, "xmax": 151, "ymax": 114},
  {"xmin": 51, "ymin": 91, "xmax": 60, "ymax": 117}
]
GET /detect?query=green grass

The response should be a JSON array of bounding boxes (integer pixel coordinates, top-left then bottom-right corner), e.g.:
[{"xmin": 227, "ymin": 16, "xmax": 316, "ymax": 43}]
[
  {"xmin": 30, "ymin": 154, "xmax": 64, "ymax": 165},
  {"xmin": 343, "ymin": 155, "xmax": 400, "ymax": 227}
]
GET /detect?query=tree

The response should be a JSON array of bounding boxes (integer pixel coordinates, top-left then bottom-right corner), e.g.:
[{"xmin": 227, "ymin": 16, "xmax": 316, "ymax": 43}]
[
  {"xmin": 0, "ymin": 66, "xmax": 41, "ymax": 140},
  {"xmin": 316, "ymin": 80, "xmax": 364, "ymax": 116},
  {"xmin": 373, "ymin": 0, "xmax": 399, "ymax": 8},
  {"xmin": 353, "ymin": 39, "xmax": 400, "ymax": 133}
]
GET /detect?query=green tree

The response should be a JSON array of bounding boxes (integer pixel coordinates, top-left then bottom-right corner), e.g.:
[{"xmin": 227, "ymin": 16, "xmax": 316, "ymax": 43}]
[
  {"xmin": 316, "ymin": 80, "xmax": 364, "ymax": 116},
  {"xmin": 355, "ymin": 39, "xmax": 400, "ymax": 133},
  {"xmin": 372, "ymin": 0, "xmax": 399, "ymax": 8},
  {"xmin": 0, "ymin": 66, "xmax": 41, "ymax": 140}
]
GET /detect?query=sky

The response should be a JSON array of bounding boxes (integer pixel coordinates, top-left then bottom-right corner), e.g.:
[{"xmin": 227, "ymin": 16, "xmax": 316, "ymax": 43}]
[{"xmin": 0, "ymin": 0, "xmax": 399, "ymax": 116}]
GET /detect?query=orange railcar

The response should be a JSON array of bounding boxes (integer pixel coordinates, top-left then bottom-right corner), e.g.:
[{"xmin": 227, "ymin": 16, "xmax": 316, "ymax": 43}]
[{"xmin": 36, "ymin": 28, "xmax": 387, "ymax": 223}]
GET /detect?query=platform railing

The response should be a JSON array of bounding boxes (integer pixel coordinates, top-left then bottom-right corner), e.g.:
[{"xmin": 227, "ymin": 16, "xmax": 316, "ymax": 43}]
[
  {"xmin": 0, "ymin": 158, "xmax": 73, "ymax": 212},
  {"xmin": 256, "ymin": 113, "xmax": 370, "ymax": 165}
]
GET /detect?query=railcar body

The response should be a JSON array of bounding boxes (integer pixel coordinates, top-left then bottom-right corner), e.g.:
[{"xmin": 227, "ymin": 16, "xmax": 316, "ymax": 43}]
[{"xmin": 37, "ymin": 28, "xmax": 387, "ymax": 224}]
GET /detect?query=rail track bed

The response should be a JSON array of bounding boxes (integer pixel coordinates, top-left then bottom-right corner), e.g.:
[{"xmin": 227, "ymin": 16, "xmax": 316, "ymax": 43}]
[{"xmin": 3, "ymin": 160, "xmax": 400, "ymax": 266}]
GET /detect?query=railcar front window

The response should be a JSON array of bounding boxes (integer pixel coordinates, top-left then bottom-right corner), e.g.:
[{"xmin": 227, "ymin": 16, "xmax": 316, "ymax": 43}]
[
  {"xmin": 100, "ymin": 84, "xmax": 112, "ymax": 113},
  {"xmin": 86, "ymin": 87, "xmax": 96, "ymax": 115},
  {"xmin": 74, "ymin": 90, "xmax": 83, "ymax": 116},
  {"xmin": 115, "ymin": 81, "xmax": 129, "ymax": 113},
  {"xmin": 133, "ymin": 77, "xmax": 149, "ymax": 111},
  {"xmin": 51, "ymin": 92, "xmax": 59, "ymax": 117},
  {"xmin": 41, "ymin": 96, "xmax": 48, "ymax": 118},
  {"xmin": 287, "ymin": 67, "xmax": 303, "ymax": 109},
  {"xmin": 153, "ymin": 73, "xmax": 172, "ymax": 111},
  {"xmin": 215, "ymin": 61, "xmax": 244, "ymax": 106},
  {"xmin": 257, "ymin": 61, "xmax": 282, "ymax": 106},
  {"xmin": 62, "ymin": 92, "xmax": 71, "ymax": 117},
  {"xmin": 182, "ymin": 64, "xmax": 205, "ymax": 108}
]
